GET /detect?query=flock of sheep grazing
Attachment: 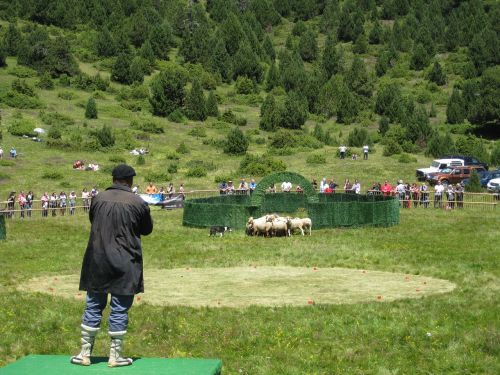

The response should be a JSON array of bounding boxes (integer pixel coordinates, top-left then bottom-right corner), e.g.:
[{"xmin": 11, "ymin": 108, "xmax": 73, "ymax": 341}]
[{"xmin": 246, "ymin": 214, "xmax": 312, "ymax": 237}]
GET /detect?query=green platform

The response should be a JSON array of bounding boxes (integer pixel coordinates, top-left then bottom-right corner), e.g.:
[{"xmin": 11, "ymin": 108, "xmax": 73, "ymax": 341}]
[{"xmin": 0, "ymin": 355, "xmax": 222, "ymax": 374}]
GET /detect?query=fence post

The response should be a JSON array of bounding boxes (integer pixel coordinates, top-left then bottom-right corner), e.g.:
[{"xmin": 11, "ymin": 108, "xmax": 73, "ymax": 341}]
[{"xmin": 0, "ymin": 214, "xmax": 6, "ymax": 240}]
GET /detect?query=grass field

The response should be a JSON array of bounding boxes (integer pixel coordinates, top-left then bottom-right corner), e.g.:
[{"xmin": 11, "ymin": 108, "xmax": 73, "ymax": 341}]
[{"xmin": 1, "ymin": 208, "xmax": 498, "ymax": 374}]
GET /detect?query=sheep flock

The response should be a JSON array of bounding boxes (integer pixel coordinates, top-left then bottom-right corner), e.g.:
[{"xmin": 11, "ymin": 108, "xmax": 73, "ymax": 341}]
[{"xmin": 246, "ymin": 214, "xmax": 312, "ymax": 237}]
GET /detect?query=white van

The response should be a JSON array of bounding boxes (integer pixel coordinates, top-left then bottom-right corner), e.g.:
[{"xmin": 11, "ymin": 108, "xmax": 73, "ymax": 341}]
[{"xmin": 416, "ymin": 159, "xmax": 464, "ymax": 181}]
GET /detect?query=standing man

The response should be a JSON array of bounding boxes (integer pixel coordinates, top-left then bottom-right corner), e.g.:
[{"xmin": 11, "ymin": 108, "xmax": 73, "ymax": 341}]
[
  {"xmin": 434, "ymin": 181, "xmax": 444, "ymax": 208},
  {"xmin": 339, "ymin": 145, "xmax": 346, "ymax": 159},
  {"xmin": 363, "ymin": 144, "xmax": 369, "ymax": 160},
  {"xmin": 71, "ymin": 164, "xmax": 153, "ymax": 367}
]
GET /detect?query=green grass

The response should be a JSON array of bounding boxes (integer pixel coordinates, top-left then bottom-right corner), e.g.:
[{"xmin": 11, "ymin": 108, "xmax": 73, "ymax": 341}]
[{"xmin": 0, "ymin": 209, "xmax": 498, "ymax": 374}]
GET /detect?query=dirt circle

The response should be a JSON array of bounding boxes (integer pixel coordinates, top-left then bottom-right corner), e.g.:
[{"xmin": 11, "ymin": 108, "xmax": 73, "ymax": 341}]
[{"xmin": 19, "ymin": 267, "xmax": 455, "ymax": 308}]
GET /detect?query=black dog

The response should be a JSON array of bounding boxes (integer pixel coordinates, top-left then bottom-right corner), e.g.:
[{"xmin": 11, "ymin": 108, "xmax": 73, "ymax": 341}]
[{"xmin": 209, "ymin": 226, "xmax": 232, "ymax": 237}]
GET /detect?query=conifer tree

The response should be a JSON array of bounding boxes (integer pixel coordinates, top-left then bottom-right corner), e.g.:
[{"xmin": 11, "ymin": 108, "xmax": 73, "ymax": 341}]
[
  {"xmin": 265, "ymin": 62, "xmax": 281, "ymax": 91},
  {"xmin": 279, "ymin": 91, "xmax": 308, "ymax": 129},
  {"xmin": 140, "ymin": 40, "xmax": 156, "ymax": 67},
  {"xmin": 0, "ymin": 44, "xmax": 6, "ymax": 67},
  {"xmin": 260, "ymin": 94, "xmax": 281, "ymax": 131},
  {"xmin": 262, "ymin": 34, "xmax": 276, "ymax": 62},
  {"xmin": 375, "ymin": 84, "xmax": 404, "ymax": 122},
  {"xmin": 279, "ymin": 50, "xmax": 308, "ymax": 92},
  {"xmin": 299, "ymin": 28, "xmax": 318, "ymax": 62},
  {"xmin": 149, "ymin": 21, "xmax": 173, "ymax": 60},
  {"xmin": 446, "ymin": 87, "xmax": 466, "ymax": 124},
  {"xmin": 185, "ymin": 79, "xmax": 207, "ymax": 121},
  {"xmin": 428, "ymin": 62, "xmax": 446, "ymax": 86},
  {"xmin": 220, "ymin": 13, "xmax": 245, "ymax": 56},
  {"xmin": 209, "ymin": 37, "xmax": 233, "ymax": 83},
  {"xmin": 128, "ymin": 11, "xmax": 150, "ymax": 48},
  {"xmin": 129, "ymin": 57, "xmax": 146, "ymax": 83},
  {"xmin": 410, "ymin": 43, "xmax": 430, "ymax": 71},
  {"xmin": 317, "ymin": 75, "xmax": 344, "ymax": 118},
  {"xmin": 206, "ymin": 90, "xmax": 219, "ymax": 117},
  {"xmin": 149, "ymin": 66, "xmax": 187, "ymax": 117},
  {"xmin": 232, "ymin": 40, "xmax": 263, "ymax": 83},
  {"xmin": 322, "ymin": 34, "xmax": 343, "ymax": 78},
  {"xmin": 353, "ymin": 33, "xmax": 368, "ymax": 54},
  {"xmin": 111, "ymin": 53, "xmax": 133, "ymax": 84},
  {"xmin": 95, "ymin": 27, "xmax": 116, "ymax": 57},
  {"xmin": 85, "ymin": 97, "xmax": 98, "ymax": 119},
  {"xmin": 369, "ymin": 20, "xmax": 382, "ymax": 45},
  {"xmin": 224, "ymin": 128, "xmax": 248, "ymax": 155},
  {"xmin": 321, "ymin": 0, "xmax": 340, "ymax": 33},
  {"xmin": 3, "ymin": 23, "xmax": 22, "ymax": 56},
  {"xmin": 378, "ymin": 116, "xmax": 389, "ymax": 136},
  {"xmin": 337, "ymin": 87, "xmax": 359, "ymax": 124},
  {"xmin": 347, "ymin": 57, "xmax": 372, "ymax": 98},
  {"xmin": 179, "ymin": 3, "xmax": 211, "ymax": 64}
]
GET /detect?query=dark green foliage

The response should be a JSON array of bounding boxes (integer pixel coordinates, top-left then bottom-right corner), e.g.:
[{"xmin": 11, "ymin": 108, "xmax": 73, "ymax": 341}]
[
  {"xmin": 429, "ymin": 103, "xmax": 437, "ymax": 118},
  {"xmin": 402, "ymin": 106, "xmax": 432, "ymax": 144},
  {"xmin": 209, "ymin": 37, "xmax": 233, "ymax": 83},
  {"xmin": 428, "ymin": 62, "xmax": 446, "ymax": 85},
  {"xmin": 0, "ymin": 44, "xmax": 6, "ymax": 67},
  {"xmin": 446, "ymin": 88, "xmax": 466, "ymax": 124},
  {"xmin": 128, "ymin": 11, "xmax": 150, "ymax": 48},
  {"xmin": 137, "ymin": 155, "xmax": 146, "ymax": 165},
  {"xmin": 321, "ymin": 0, "xmax": 340, "ymax": 33},
  {"xmin": 129, "ymin": 57, "xmax": 147, "ymax": 84},
  {"xmin": 468, "ymin": 28, "xmax": 499, "ymax": 74},
  {"xmin": 0, "ymin": 91, "xmax": 43, "ymax": 109},
  {"xmin": 176, "ymin": 142, "xmax": 189, "ymax": 154},
  {"xmin": 279, "ymin": 50, "xmax": 307, "ymax": 92},
  {"xmin": 149, "ymin": 66, "xmax": 187, "ymax": 117},
  {"xmin": 235, "ymin": 76, "xmax": 254, "ymax": 95},
  {"xmin": 179, "ymin": 3, "xmax": 211, "ymax": 64},
  {"xmin": 338, "ymin": 5, "xmax": 364, "ymax": 42},
  {"xmin": 375, "ymin": 84, "xmax": 403, "ymax": 123},
  {"xmin": 336, "ymin": 88, "xmax": 359, "ymax": 124},
  {"xmin": 111, "ymin": 53, "xmax": 133, "ymax": 84},
  {"xmin": 40, "ymin": 111, "xmax": 74, "ymax": 127},
  {"xmin": 346, "ymin": 57, "xmax": 372, "ymax": 98},
  {"xmin": 490, "ymin": 142, "xmax": 500, "ymax": 167},
  {"xmin": 425, "ymin": 132, "xmax": 455, "ymax": 158},
  {"xmin": 188, "ymin": 127, "xmax": 207, "ymax": 138},
  {"xmin": 347, "ymin": 128, "xmax": 372, "ymax": 147},
  {"xmin": 465, "ymin": 170, "xmax": 482, "ymax": 193},
  {"xmin": 469, "ymin": 66, "xmax": 500, "ymax": 126},
  {"xmin": 250, "ymin": 0, "xmax": 281, "ymax": 27},
  {"xmin": 280, "ymin": 91, "xmax": 308, "ymax": 129},
  {"xmin": 185, "ymin": 79, "xmax": 207, "ymax": 121},
  {"xmin": 7, "ymin": 117, "xmax": 37, "ymax": 137},
  {"xmin": 260, "ymin": 94, "xmax": 281, "ymax": 132},
  {"xmin": 41, "ymin": 171, "xmax": 64, "ymax": 180},
  {"xmin": 139, "ymin": 40, "xmax": 156, "ymax": 67},
  {"xmin": 95, "ymin": 27, "xmax": 116, "ymax": 57},
  {"xmin": 238, "ymin": 153, "xmax": 286, "ymax": 176},
  {"xmin": 410, "ymin": 43, "xmax": 430, "ymax": 71},
  {"xmin": 322, "ymin": 34, "xmax": 343, "ymax": 78},
  {"xmin": 47, "ymin": 126, "xmax": 61, "ymax": 140},
  {"xmin": 265, "ymin": 62, "xmax": 281, "ymax": 92},
  {"xmin": 130, "ymin": 120, "xmax": 164, "ymax": 134},
  {"xmin": 378, "ymin": 117, "xmax": 390, "ymax": 136},
  {"xmin": 369, "ymin": 21, "xmax": 382, "ymax": 45},
  {"xmin": 262, "ymin": 34, "xmax": 275, "ymax": 62},
  {"xmin": 37, "ymin": 72, "xmax": 54, "ymax": 89},
  {"xmin": 3, "ymin": 23, "xmax": 22, "ymax": 55},
  {"xmin": 298, "ymin": 28, "xmax": 318, "ymax": 62},
  {"xmin": 353, "ymin": 33, "xmax": 368, "ymax": 54},
  {"xmin": 220, "ymin": 110, "xmax": 247, "ymax": 126},
  {"xmin": 185, "ymin": 166, "xmax": 207, "ymax": 178},
  {"xmin": 91, "ymin": 125, "xmax": 114, "ymax": 148},
  {"xmin": 312, "ymin": 123, "xmax": 334, "ymax": 146},
  {"xmin": 455, "ymin": 135, "xmax": 490, "ymax": 164},
  {"xmin": 149, "ymin": 22, "xmax": 173, "ymax": 60},
  {"xmin": 206, "ymin": 91, "xmax": 219, "ymax": 117},
  {"xmin": 232, "ymin": 40, "xmax": 263, "ymax": 83},
  {"xmin": 85, "ymin": 97, "xmax": 97, "ymax": 119},
  {"xmin": 306, "ymin": 154, "xmax": 327, "ymax": 164},
  {"xmin": 383, "ymin": 139, "xmax": 402, "ymax": 156},
  {"xmin": 167, "ymin": 163, "xmax": 178, "ymax": 174},
  {"xmin": 224, "ymin": 128, "xmax": 249, "ymax": 155},
  {"xmin": 12, "ymin": 79, "xmax": 36, "ymax": 97}
]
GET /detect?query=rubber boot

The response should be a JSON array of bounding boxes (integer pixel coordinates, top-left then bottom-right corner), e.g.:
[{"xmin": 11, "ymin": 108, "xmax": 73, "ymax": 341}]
[
  {"xmin": 70, "ymin": 324, "xmax": 100, "ymax": 366},
  {"xmin": 108, "ymin": 331, "xmax": 133, "ymax": 367}
]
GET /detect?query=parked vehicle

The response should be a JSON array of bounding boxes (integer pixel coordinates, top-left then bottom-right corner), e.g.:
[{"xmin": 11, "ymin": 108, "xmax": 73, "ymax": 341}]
[
  {"xmin": 486, "ymin": 178, "xmax": 500, "ymax": 193},
  {"xmin": 462, "ymin": 169, "xmax": 500, "ymax": 187},
  {"xmin": 428, "ymin": 166, "xmax": 487, "ymax": 186},
  {"xmin": 440, "ymin": 155, "xmax": 489, "ymax": 170},
  {"xmin": 416, "ymin": 158, "xmax": 464, "ymax": 181}
]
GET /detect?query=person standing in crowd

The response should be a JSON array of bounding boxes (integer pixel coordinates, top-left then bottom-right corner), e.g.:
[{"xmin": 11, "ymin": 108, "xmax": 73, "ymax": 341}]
[
  {"xmin": 226, "ymin": 181, "xmax": 234, "ymax": 195},
  {"xmin": 41, "ymin": 192, "xmax": 49, "ymax": 217},
  {"xmin": 158, "ymin": 186, "xmax": 166, "ymax": 202},
  {"xmin": 59, "ymin": 191, "xmax": 67, "ymax": 216},
  {"xmin": 344, "ymin": 179, "xmax": 352, "ymax": 193},
  {"xmin": 218, "ymin": 181, "xmax": 227, "ymax": 195},
  {"xmin": 239, "ymin": 179, "xmax": 249, "ymax": 193},
  {"xmin": 352, "ymin": 179, "xmax": 361, "ymax": 194},
  {"xmin": 178, "ymin": 183, "xmax": 185, "ymax": 200},
  {"xmin": 339, "ymin": 145, "xmax": 346, "ymax": 159},
  {"xmin": 396, "ymin": 180, "xmax": 405, "ymax": 205},
  {"xmin": 311, "ymin": 179, "xmax": 318, "ymax": 191},
  {"xmin": 82, "ymin": 188, "xmax": 90, "ymax": 213},
  {"xmin": 446, "ymin": 185, "xmax": 455, "ymax": 210},
  {"xmin": 166, "ymin": 183, "xmax": 174, "ymax": 199},
  {"xmin": 91, "ymin": 187, "xmax": 99, "ymax": 199},
  {"xmin": 145, "ymin": 182, "xmax": 157, "ymax": 195},
  {"xmin": 319, "ymin": 177, "xmax": 327, "ymax": 193},
  {"xmin": 0, "ymin": 146, "xmax": 3, "ymax": 159},
  {"xmin": 132, "ymin": 185, "xmax": 139, "ymax": 194},
  {"xmin": 50, "ymin": 192, "xmax": 58, "ymax": 216},
  {"xmin": 249, "ymin": 179, "xmax": 257, "ymax": 194},
  {"xmin": 26, "ymin": 191, "xmax": 34, "ymax": 217},
  {"xmin": 268, "ymin": 183, "xmax": 276, "ymax": 193},
  {"xmin": 6, "ymin": 192, "xmax": 15, "ymax": 218},
  {"xmin": 10, "ymin": 147, "xmax": 17, "ymax": 158},
  {"xmin": 434, "ymin": 181, "xmax": 444, "ymax": 208},
  {"xmin": 411, "ymin": 183, "xmax": 419, "ymax": 208},
  {"xmin": 18, "ymin": 191, "xmax": 26, "ymax": 219},
  {"xmin": 329, "ymin": 178, "xmax": 338, "ymax": 193},
  {"xmin": 363, "ymin": 144, "xmax": 369, "ymax": 160},
  {"xmin": 69, "ymin": 191, "xmax": 77, "ymax": 215},
  {"xmin": 404, "ymin": 183, "xmax": 411, "ymax": 208},
  {"xmin": 381, "ymin": 180, "xmax": 392, "ymax": 196},
  {"xmin": 419, "ymin": 183, "xmax": 429, "ymax": 208},
  {"xmin": 71, "ymin": 164, "xmax": 153, "ymax": 368},
  {"xmin": 455, "ymin": 183, "xmax": 464, "ymax": 208}
]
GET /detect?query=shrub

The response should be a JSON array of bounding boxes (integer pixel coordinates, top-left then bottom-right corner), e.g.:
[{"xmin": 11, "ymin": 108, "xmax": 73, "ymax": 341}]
[
  {"xmin": 91, "ymin": 125, "xmax": 115, "ymax": 148},
  {"xmin": 269, "ymin": 129, "xmax": 297, "ymax": 149},
  {"xmin": 58, "ymin": 91, "xmax": 76, "ymax": 100},
  {"xmin": 7, "ymin": 118, "xmax": 37, "ymax": 137},
  {"xmin": 85, "ymin": 97, "xmax": 98, "ymax": 119},
  {"xmin": 347, "ymin": 127, "xmax": 372, "ymax": 147},
  {"xmin": 235, "ymin": 76, "xmax": 254, "ymax": 94},
  {"xmin": 47, "ymin": 126, "xmax": 62, "ymax": 139},
  {"xmin": 185, "ymin": 166, "xmax": 207, "ymax": 177},
  {"xmin": 41, "ymin": 171, "xmax": 64, "ymax": 180},
  {"xmin": 383, "ymin": 139, "xmax": 402, "ymax": 156},
  {"xmin": 167, "ymin": 163, "xmax": 178, "ymax": 174},
  {"xmin": 130, "ymin": 120, "xmax": 164, "ymax": 134},
  {"xmin": 214, "ymin": 174, "xmax": 233, "ymax": 184},
  {"xmin": 168, "ymin": 109, "xmax": 185, "ymax": 123},
  {"xmin": 224, "ymin": 128, "xmax": 249, "ymax": 155},
  {"xmin": 37, "ymin": 72, "xmax": 54, "ymax": 89},
  {"xmin": 490, "ymin": 142, "xmax": 500, "ymax": 167},
  {"xmin": 59, "ymin": 74, "xmax": 71, "ymax": 86},
  {"xmin": 166, "ymin": 151, "xmax": 180, "ymax": 160},
  {"xmin": 40, "ymin": 111, "xmax": 74, "ymax": 127},
  {"xmin": 1, "ymin": 91, "xmax": 43, "ymax": 109},
  {"xmin": 186, "ymin": 159, "xmax": 216, "ymax": 171},
  {"xmin": 238, "ymin": 154, "xmax": 286, "ymax": 176},
  {"xmin": 219, "ymin": 109, "xmax": 246, "ymax": 126},
  {"xmin": 176, "ymin": 142, "xmax": 189, "ymax": 154},
  {"xmin": 397, "ymin": 153, "xmax": 417, "ymax": 163},
  {"xmin": 137, "ymin": 155, "xmax": 146, "ymax": 165},
  {"xmin": 306, "ymin": 154, "xmax": 327, "ymax": 164},
  {"xmin": 188, "ymin": 127, "xmax": 207, "ymax": 138},
  {"xmin": 7, "ymin": 66, "xmax": 38, "ymax": 78},
  {"xmin": 144, "ymin": 171, "xmax": 171, "ymax": 182},
  {"xmin": 465, "ymin": 170, "xmax": 482, "ymax": 192}
]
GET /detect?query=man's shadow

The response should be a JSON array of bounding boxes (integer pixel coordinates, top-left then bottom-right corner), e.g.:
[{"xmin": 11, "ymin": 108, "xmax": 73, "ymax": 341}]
[{"xmin": 91, "ymin": 357, "xmax": 141, "ymax": 365}]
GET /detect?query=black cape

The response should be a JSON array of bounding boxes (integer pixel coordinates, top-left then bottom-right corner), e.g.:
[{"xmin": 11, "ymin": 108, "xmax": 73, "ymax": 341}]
[{"xmin": 79, "ymin": 184, "xmax": 153, "ymax": 295}]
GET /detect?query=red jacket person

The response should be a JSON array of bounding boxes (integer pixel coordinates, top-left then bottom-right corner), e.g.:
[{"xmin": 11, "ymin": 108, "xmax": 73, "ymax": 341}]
[{"xmin": 71, "ymin": 164, "xmax": 153, "ymax": 367}]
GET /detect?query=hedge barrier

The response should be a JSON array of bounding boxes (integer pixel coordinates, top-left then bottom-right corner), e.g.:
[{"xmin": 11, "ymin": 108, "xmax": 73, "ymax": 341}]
[{"xmin": 183, "ymin": 172, "xmax": 399, "ymax": 230}]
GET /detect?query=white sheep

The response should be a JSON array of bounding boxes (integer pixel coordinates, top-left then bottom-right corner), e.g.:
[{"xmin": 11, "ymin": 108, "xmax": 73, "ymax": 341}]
[{"xmin": 271, "ymin": 216, "xmax": 290, "ymax": 237}]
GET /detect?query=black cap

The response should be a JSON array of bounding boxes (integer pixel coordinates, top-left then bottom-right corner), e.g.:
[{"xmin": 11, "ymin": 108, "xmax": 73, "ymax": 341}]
[{"xmin": 112, "ymin": 164, "xmax": 136, "ymax": 179}]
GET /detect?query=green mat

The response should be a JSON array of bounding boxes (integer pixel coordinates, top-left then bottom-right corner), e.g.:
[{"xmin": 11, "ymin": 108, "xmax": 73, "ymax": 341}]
[{"xmin": 0, "ymin": 355, "xmax": 222, "ymax": 374}]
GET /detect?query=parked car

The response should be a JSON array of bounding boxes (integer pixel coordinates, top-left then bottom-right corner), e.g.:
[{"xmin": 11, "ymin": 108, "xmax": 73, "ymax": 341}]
[
  {"xmin": 416, "ymin": 158, "xmax": 464, "ymax": 181},
  {"xmin": 486, "ymin": 178, "xmax": 500, "ymax": 193},
  {"xmin": 440, "ymin": 155, "xmax": 489, "ymax": 170},
  {"xmin": 462, "ymin": 169, "xmax": 500, "ymax": 187},
  {"xmin": 428, "ymin": 166, "xmax": 487, "ymax": 186}
]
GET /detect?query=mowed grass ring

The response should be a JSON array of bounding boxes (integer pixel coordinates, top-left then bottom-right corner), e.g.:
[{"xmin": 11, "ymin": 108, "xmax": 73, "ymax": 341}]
[{"xmin": 19, "ymin": 267, "xmax": 455, "ymax": 308}]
